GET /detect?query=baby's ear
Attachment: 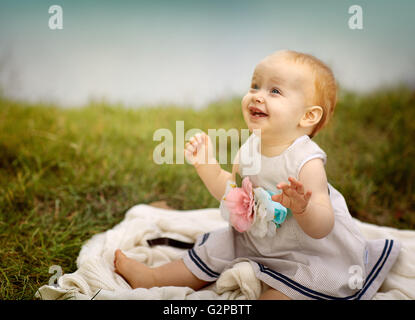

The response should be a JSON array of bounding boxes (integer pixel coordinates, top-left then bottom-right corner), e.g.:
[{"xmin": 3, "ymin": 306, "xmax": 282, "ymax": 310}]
[{"xmin": 299, "ymin": 106, "xmax": 323, "ymax": 129}]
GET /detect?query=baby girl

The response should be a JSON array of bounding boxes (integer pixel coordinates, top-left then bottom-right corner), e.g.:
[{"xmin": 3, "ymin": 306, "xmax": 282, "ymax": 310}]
[{"xmin": 113, "ymin": 50, "xmax": 400, "ymax": 300}]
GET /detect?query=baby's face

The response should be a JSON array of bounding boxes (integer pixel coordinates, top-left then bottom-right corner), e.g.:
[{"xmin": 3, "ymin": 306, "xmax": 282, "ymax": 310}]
[{"xmin": 241, "ymin": 53, "xmax": 315, "ymax": 141}]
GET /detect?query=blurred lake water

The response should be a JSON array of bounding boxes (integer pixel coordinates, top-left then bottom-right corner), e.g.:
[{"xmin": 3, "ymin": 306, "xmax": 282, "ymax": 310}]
[{"xmin": 0, "ymin": 0, "xmax": 414, "ymax": 108}]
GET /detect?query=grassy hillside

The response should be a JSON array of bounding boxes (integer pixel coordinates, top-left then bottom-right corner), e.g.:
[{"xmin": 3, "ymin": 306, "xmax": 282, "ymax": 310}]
[{"xmin": 0, "ymin": 86, "xmax": 414, "ymax": 299}]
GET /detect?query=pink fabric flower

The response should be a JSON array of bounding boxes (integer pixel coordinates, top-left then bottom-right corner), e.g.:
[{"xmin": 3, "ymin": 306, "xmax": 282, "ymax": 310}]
[{"xmin": 225, "ymin": 177, "xmax": 255, "ymax": 232}]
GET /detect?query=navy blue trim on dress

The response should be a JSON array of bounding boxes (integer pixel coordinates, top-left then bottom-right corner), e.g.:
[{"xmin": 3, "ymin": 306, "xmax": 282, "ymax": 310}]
[
  {"xmin": 257, "ymin": 239, "xmax": 394, "ymax": 300},
  {"xmin": 188, "ymin": 248, "xmax": 220, "ymax": 279},
  {"xmin": 199, "ymin": 233, "xmax": 210, "ymax": 246},
  {"xmin": 356, "ymin": 239, "xmax": 394, "ymax": 299}
]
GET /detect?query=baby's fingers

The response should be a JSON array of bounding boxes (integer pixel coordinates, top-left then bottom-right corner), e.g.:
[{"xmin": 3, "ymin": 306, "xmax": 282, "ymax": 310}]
[
  {"xmin": 185, "ymin": 142, "xmax": 196, "ymax": 153},
  {"xmin": 271, "ymin": 193, "xmax": 282, "ymax": 203},
  {"xmin": 277, "ymin": 182, "xmax": 295, "ymax": 193},
  {"xmin": 190, "ymin": 132, "xmax": 208, "ymax": 151},
  {"xmin": 189, "ymin": 136, "xmax": 199, "ymax": 148},
  {"xmin": 194, "ymin": 133, "xmax": 204, "ymax": 144},
  {"xmin": 184, "ymin": 149, "xmax": 195, "ymax": 164},
  {"xmin": 276, "ymin": 182, "xmax": 289, "ymax": 190},
  {"xmin": 288, "ymin": 177, "xmax": 304, "ymax": 194},
  {"xmin": 304, "ymin": 190, "xmax": 312, "ymax": 202}
]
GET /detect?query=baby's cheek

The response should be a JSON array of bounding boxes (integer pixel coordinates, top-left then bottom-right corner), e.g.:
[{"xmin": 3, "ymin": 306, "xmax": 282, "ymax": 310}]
[
  {"xmin": 241, "ymin": 94, "xmax": 251, "ymax": 106},
  {"xmin": 268, "ymin": 109, "xmax": 283, "ymax": 119}
]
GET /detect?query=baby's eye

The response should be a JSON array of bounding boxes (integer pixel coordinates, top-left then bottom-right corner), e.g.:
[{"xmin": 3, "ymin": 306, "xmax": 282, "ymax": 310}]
[
  {"xmin": 251, "ymin": 84, "xmax": 259, "ymax": 90},
  {"xmin": 271, "ymin": 88, "xmax": 281, "ymax": 95}
]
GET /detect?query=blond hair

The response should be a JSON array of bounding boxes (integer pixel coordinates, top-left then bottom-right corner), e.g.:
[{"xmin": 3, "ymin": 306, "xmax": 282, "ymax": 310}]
[{"xmin": 277, "ymin": 50, "xmax": 338, "ymax": 138}]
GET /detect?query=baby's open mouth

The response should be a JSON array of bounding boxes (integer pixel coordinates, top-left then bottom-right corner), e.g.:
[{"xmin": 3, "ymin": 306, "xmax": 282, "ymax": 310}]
[{"xmin": 249, "ymin": 106, "xmax": 268, "ymax": 117}]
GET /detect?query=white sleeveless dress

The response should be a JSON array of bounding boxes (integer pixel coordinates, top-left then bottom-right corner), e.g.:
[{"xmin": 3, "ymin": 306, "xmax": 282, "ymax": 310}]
[{"xmin": 183, "ymin": 134, "xmax": 401, "ymax": 300}]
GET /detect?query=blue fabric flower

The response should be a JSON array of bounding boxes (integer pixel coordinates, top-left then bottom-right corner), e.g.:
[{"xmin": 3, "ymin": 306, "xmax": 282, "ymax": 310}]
[{"xmin": 265, "ymin": 190, "xmax": 292, "ymax": 228}]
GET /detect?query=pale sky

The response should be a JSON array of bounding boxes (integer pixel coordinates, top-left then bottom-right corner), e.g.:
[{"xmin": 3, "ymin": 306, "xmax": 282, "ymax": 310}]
[{"xmin": 0, "ymin": 0, "xmax": 414, "ymax": 108}]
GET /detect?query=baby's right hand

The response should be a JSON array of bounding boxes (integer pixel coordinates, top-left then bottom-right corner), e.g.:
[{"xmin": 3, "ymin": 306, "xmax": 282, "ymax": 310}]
[{"xmin": 184, "ymin": 132, "xmax": 215, "ymax": 166}]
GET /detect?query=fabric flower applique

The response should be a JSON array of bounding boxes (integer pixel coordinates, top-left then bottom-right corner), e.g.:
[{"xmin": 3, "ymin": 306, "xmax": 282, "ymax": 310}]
[
  {"xmin": 250, "ymin": 188, "xmax": 291, "ymax": 237},
  {"xmin": 223, "ymin": 177, "xmax": 255, "ymax": 233},
  {"xmin": 220, "ymin": 176, "xmax": 291, "ymax": 237}
]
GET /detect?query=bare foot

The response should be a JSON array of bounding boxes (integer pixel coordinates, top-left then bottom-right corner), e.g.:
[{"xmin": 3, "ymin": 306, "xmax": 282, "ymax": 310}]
[{"xmin": 113, "ymin": 249, "xmax": 156, "ymax": 289}]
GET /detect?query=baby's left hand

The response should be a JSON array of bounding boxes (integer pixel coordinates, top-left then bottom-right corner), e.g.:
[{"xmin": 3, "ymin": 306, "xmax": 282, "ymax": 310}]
[{"xmin": 271, "ymin": 177, "xmax": 312, "ymax": 215}]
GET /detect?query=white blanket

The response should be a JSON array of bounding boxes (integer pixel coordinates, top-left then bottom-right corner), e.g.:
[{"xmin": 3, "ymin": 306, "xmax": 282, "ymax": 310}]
[{"xmin": 36, "ymin": 204, "xmax": 415, "ymax": 300}]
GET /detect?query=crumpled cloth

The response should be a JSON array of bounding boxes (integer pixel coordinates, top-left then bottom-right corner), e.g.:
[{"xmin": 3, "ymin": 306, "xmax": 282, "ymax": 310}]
[{"xmin": 36, "ymin": 204, "xmax": 415, "ymax": 300}]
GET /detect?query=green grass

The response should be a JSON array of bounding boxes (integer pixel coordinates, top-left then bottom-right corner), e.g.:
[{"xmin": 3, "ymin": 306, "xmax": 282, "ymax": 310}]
[{"xmin": 0, "ymin": 86, "xmax": 414, "ymax": 299}]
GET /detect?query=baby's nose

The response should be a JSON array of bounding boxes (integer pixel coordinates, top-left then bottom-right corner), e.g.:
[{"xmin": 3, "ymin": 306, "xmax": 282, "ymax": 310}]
[{"xmin": 255, "ymin": 96, "xmax": 264, "ymax": 104}]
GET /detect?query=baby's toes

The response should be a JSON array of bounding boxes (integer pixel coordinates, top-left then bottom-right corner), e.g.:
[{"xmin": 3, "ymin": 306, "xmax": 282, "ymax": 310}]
[{"xmin": 114, "ymin": 249, "xmax": 126, "ymax": 268}]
